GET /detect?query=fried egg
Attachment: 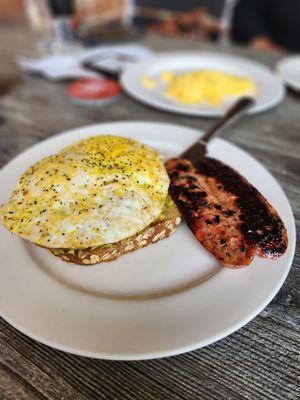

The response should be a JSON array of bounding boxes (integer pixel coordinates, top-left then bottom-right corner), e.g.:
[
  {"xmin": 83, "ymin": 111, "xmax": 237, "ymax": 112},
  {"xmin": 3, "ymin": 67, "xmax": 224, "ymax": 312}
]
[{"xmin": 0, "ymin": 136, "xmax": 170, "ymax": 249}]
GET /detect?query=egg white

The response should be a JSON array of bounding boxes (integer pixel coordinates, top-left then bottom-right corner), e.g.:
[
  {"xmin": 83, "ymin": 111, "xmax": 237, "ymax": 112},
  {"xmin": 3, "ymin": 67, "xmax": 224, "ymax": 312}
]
[{"xmin": 0, "ymin": 136, "xmax": 170, "ymax": 249}]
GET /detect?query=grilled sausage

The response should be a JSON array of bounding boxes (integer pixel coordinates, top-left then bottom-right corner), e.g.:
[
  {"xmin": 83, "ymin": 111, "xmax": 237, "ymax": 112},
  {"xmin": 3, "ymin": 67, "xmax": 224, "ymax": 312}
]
[{"xmin": 166, "ymin": 157, "xmax": 288, "ymax": 267}]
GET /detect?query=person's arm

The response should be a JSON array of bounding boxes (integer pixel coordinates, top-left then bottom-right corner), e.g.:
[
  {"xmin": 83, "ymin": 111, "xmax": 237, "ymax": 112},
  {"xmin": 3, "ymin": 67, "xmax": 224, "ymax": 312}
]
[
  {"xmin": 249, "ymin": 36, "xmax": 283, "ymax": 52},
  {"xmin": 232, "ymin": 0, "xmax": 268, "ymax": 43},
  {"xmin": 231, "ymin": 0, "xmax": 282, "ymax": 51}
]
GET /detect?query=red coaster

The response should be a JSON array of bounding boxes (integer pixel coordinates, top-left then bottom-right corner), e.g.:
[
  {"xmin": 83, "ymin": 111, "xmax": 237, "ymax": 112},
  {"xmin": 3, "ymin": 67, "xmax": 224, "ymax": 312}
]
[{"xmin": 66, "ymin": 77, "xmax": 121, "ymax": 106}]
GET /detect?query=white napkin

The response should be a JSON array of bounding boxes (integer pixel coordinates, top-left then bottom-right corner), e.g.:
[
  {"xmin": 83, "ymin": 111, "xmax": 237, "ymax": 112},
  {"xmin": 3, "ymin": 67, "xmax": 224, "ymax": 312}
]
[{"xmin": 17, "ymin": 44, "xmax": 154, "ymax": 80}]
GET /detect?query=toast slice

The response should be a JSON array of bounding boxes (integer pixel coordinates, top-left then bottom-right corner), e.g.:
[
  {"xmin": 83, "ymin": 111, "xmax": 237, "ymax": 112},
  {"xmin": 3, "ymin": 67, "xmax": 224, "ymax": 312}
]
[{"xmin": 48, "ymin": 196, "xmax": 181, "ymax": 265}]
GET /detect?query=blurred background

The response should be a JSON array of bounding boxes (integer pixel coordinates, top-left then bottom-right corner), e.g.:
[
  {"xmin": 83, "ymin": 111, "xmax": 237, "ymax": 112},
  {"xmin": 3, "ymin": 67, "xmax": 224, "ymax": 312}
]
[
  {"xmin": 1, "ymin": 0, "xmax": 300, "ymax": 96},
  {"xmin": 2, "ymin": 0, "xmax": 300, "ymax": 49}
]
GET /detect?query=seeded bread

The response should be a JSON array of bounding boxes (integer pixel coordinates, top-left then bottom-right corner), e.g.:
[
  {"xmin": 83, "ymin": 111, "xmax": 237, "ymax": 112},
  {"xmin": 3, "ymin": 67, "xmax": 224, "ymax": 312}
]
[{"xmin": 48, "ymin": 196, "xmax": 181, "ymax": 265}]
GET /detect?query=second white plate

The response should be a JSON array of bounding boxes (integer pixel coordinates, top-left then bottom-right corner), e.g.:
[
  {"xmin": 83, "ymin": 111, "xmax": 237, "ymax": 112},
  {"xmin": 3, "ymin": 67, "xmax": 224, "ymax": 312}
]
[
  {"xmin": 121, "ymin": 52, "xmax": 285, "ymax": 116},
  {"xmin": 277, "ymin": 56, "xmax": 300, "ymax": 92}
]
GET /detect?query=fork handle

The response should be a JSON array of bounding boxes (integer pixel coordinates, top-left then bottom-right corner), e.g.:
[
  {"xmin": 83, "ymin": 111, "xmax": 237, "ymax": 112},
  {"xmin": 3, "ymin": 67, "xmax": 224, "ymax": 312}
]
[{"xmin": 201, "ymin": 97, "xmax": 255, "ymax": 144}]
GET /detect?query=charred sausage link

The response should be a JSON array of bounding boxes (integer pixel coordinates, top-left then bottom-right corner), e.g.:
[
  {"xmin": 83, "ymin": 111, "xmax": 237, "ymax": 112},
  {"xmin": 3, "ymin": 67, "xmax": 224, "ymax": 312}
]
[{"xmin": 166, "ymin": 157, "xmax": 287, "ymax": 267}]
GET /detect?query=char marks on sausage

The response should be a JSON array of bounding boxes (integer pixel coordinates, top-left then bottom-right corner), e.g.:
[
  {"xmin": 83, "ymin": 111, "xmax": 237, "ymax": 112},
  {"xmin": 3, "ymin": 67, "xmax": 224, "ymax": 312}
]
[{"xmin": 166, "ymin": 157, "xmax": 288, "ymax": 267}]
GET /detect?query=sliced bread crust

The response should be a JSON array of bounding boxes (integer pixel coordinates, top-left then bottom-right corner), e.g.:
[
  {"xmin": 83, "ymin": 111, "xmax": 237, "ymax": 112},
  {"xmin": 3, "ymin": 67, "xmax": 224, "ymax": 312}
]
[{"xmin": 48, "ymin": 197, "xmax": 181, "ymax": 265}]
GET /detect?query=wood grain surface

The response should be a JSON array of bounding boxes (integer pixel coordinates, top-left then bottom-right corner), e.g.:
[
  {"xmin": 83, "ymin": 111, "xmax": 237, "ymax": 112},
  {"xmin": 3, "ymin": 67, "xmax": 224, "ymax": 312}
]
[{"xmin": 0, "ymin": 22, "xmax": 299, "ymax": 400}]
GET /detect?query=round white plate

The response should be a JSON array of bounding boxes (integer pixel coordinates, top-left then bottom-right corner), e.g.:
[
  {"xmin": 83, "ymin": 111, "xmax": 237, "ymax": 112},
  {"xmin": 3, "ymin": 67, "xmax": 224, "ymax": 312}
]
[
  {"xmin": 0, "ymin": 122, "xmax": 295, "ymax": 360},
  {"xmin": 277, "ymin": 56, "xmax": 300, "ymax": 92},
  {"xmin": 121, "ymin": 52, "xmax": 285, "ymax": 117}
]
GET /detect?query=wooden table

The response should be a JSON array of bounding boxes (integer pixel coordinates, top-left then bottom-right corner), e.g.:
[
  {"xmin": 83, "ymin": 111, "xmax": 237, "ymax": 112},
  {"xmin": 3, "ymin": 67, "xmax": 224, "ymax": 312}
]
[{"xmin": 0, "ymin": 22, "xmax": 299, "ymax": 400}]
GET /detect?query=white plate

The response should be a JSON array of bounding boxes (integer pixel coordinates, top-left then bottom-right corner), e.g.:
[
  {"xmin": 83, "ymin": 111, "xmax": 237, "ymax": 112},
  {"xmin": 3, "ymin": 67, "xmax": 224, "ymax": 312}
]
[
  {"xmin": 277, "ymin": 56, "xmax": 300, "ymax": 92},
  {"xmin": 121, "ymin": 52, "xmax": 285, "ymax": 117},
  {"xmin": 0, "ymin": 122, "xmax": 295, "ymax": 360}
]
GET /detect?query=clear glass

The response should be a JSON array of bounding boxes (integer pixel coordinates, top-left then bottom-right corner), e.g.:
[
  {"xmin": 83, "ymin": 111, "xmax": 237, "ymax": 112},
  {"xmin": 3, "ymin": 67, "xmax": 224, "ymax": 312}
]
[{"xmin": 25, "ymin": 0, "xmax": 79, "ymax": 55}]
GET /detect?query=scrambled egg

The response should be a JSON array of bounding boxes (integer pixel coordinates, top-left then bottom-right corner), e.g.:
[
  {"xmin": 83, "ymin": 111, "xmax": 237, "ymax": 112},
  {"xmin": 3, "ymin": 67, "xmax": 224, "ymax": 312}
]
[
  {"xmin": 141, "ymin": 75, "xmax": 157, "ymax": 90},
  {"xmin": 141, "ymin": 72, "xmax": 175, "ymax": 89},
  {"xmin": 159, "ymin": 71, "xmax": 175, "ymax": 84},
  {"xmin": 165, "ymin": 69, "xmax": 257, "ymax": 106},
  {"xmin": 0, "ymin": 136, "xmax": 169, "ymax": 249}
]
